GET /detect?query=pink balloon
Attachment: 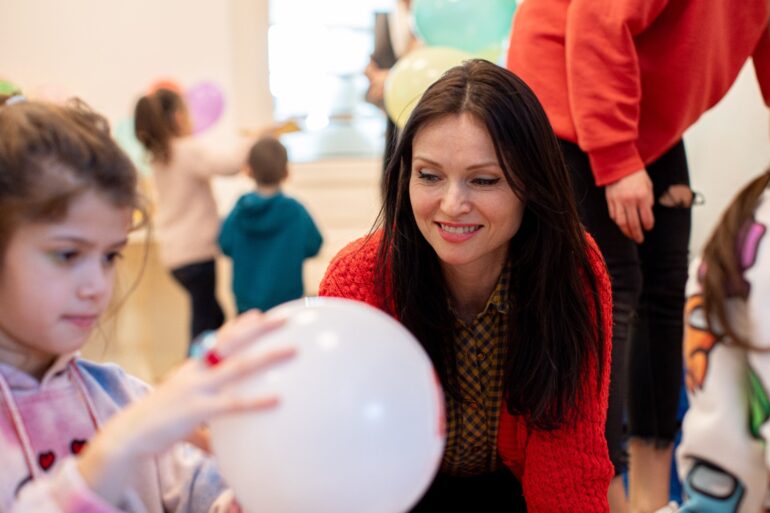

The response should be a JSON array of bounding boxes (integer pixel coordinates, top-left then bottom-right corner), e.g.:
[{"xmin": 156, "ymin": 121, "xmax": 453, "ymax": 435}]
[{"xmin": 185, "ymin": 81, "xmax": 224, "ymax": 133}]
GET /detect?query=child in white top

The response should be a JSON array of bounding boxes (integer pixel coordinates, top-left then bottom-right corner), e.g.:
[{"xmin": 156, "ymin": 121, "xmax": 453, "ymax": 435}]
[
  {"xmin": 674, "ymin": 169, "xmax": 770, "ymax": 512},
  {"xmin": 0, "ymin": 95, "xmax": 293, "ymax": 513},
  {"xmin": 135, "ymin": 88, "xmax": 250, "ymax": 343}
]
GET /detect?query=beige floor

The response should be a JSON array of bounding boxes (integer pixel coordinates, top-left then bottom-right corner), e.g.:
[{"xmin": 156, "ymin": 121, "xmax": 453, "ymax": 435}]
[{"xmin": 82, "ymin": 157, "xmax": 382, "ymax": 383}]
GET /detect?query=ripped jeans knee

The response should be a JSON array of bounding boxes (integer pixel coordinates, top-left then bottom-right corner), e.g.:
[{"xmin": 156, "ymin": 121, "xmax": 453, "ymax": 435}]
[{"xmin": 658, "ymin": 184, "xmax": 704, "ymax": 208}]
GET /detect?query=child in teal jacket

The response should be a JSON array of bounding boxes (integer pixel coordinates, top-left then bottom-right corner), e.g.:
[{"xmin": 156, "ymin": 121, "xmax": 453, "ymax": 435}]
[{"xmin": 219, "ymin": 137, "xmax": 322, "ymax": 313}]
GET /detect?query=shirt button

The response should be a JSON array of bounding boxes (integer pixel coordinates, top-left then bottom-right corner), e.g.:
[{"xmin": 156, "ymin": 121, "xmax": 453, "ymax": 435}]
[
  {"xmin": 469, "ymin": 402, "xmax": 479, "ymax": 410},
  {"xmin": 476, "ymin": 352, "xmax": 485, "ymax": 361}
]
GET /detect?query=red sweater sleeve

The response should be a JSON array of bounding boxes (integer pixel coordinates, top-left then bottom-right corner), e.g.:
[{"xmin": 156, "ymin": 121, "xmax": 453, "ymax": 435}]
[
  {"xmin": 754, "ymin": 22, "xmax": 770, "ymax": 107},
  {"xmin": 318, "ymin": 233, "xmax": 386, "ymax": 311},
  {"xmin": 503, "ymin": 235, "xmax": 614, "ymax": 512},
  {"xmin": 565, "ymin": 0, "xmax": 670, "ymax": 185}
]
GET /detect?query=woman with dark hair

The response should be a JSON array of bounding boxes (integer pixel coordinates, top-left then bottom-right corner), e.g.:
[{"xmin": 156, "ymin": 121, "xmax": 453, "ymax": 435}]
[
  {"xmin": 0, "ymin": 94, "xmax": 295, "ymax": 513},
  {"xmin": 320, "ymin": 59, "xmax": 613, "ymax": 511}
]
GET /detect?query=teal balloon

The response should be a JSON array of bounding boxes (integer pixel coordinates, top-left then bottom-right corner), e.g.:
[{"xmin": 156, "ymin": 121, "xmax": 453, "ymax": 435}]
[
  {"xmin": 114, "ymin": 118, "xmax": 150, "ymax": 176},
  {"xmin": 413, "ymin": 0, "xmax": 517, "ymax": 54},
  {"xmin": 0, "ymin": 80, "xmax": 21, "ymax": 96}
]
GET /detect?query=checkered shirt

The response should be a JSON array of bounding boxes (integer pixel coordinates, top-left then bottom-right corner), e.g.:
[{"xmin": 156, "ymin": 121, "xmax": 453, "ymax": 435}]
[{"xmin": 440, "ymin": 264, "xmax": 512, "ymax": 476}]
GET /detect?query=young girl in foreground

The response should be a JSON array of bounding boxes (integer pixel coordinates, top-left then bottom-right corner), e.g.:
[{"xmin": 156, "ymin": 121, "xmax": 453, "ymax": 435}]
[
  {"xmin": 674, "ymin": 168, "xmax": 770, "ymax": 513},
  {"xmin": 0, "ymin": 95, "xmax": 293, "ymax": 512}
]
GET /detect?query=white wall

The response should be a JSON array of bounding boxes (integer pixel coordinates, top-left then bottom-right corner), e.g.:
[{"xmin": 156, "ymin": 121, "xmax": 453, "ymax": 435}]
[
  {"xmin": 0, "ymin": 0, "xmax": 273, "ymax": 134},
  {"xmin": 685, "ymin": 62, "xmax": 770, "ymax": 254}
]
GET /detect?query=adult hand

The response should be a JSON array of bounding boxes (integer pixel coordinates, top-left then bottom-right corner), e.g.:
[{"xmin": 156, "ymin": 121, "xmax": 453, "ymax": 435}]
[
  {"xmin": 364, "ymin": 60, "xmax": 388, "ymax": 105},
  {"xmin": 78, "ymin": 310, "xmax": 295, "ymax": 503},
  {"xmin": 605, "ymin": 168, "xmax": 654, "ymax": 243}
]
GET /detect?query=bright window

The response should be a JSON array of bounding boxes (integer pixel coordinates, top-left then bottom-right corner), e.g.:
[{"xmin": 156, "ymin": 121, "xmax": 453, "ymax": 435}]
[{"xmin": 269, "ymin": 0, "xmax": 396, "ymax": 161}]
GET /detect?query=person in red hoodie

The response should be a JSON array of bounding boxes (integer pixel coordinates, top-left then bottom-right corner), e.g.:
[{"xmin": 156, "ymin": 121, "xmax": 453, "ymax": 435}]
[
  {"xmin": 320, "ymin": 59, "xmax": 613, "ymax": 512},
  {"xmin": 507, "ymin": 2, "xmax": 770, "ymax": 512}
]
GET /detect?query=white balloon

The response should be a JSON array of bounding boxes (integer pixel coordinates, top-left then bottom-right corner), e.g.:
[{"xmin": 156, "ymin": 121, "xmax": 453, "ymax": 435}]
[{"xmin": 210, "ymin": 297, "xmax": 446, "ymax": 513}]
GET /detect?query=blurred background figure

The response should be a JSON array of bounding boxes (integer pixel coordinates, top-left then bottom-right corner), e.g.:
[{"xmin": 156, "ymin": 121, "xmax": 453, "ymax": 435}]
[
  {"xmin": 364, "ymin": 0, "xmax": 421, "ymax": 175},
  {"xmin": 135, "ymin": 88, "xmax": 251, "ymax": 347},
  {"xmin": 219, "ymin": 136, "xmax": 323, "ymax": 314}
]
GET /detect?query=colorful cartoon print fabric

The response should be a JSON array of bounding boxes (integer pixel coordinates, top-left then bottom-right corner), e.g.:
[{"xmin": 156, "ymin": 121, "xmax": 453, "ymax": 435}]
[{"xmin": 678, "ymin": 187, "xmax": 770, "ymax": 512}]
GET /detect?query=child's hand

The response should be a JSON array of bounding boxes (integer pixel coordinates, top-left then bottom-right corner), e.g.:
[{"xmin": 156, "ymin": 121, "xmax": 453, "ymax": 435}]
[
  {"xmin": 77, "ymin": 310, "xmax": 295, "ymax": 503},
  {"xmin": 185, "ymin": 425, "xmax": 213, "ymax": 453}
]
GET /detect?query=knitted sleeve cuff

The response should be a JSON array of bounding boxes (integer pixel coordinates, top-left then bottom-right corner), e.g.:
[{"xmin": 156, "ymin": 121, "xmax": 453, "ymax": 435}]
[{"xmin": 587, "ymin": 141, "xmax": 645, "ymax": 186}]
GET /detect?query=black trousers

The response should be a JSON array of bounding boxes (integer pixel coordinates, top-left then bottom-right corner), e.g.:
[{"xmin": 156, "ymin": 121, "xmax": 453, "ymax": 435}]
[
  {"xmin": 409, "ymin": 468, "xmax": 527, "ymax": 512},
  {"xmin": 170, "ymin": 259, "xmax": 225, "ymax": 345},
  {"xmin": 561, "ymin": 139, "xmax": 691, "ymax": 475}
]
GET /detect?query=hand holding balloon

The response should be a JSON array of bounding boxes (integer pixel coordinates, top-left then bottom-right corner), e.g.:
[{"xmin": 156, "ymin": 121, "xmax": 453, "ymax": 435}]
[
  {"xmin": 76, "ymin": 311, "xmax": 295, "ymax": 504},
  {"xmin": 210, "ymin": 297, "xmax": 446, "ymax": 513}
]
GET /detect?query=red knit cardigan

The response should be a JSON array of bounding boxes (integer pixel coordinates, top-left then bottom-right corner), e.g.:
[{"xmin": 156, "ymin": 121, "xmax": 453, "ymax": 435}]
[{"xmin": 318, "ymin": 231, "xmax": 613, "ymax": 512}]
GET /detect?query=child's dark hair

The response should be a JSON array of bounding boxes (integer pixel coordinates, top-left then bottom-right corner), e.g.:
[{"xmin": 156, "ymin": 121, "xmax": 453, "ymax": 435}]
[
  {"xmin": 701, "ymin": 167, "xmax": 770, "ymax": 347},
  {"xmin": 134, "ymin": 88, "xmax": 186, "ymax": 164},
  {"xmin": 0, "ymin": 95, "xmax": 145, "ymax": 260},
  {"xmin": 247, "ymin": 137, "xmax": 288, "ymax": 187}
]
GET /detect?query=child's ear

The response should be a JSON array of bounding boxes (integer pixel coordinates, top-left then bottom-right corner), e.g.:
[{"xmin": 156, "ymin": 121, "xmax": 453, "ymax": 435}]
[{"xmin": 241, "ymin": 164, "xmax": 252, "ymax": 177}]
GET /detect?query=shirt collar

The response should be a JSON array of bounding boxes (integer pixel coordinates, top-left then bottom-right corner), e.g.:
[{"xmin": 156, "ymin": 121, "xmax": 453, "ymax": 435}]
[
  {"xmin": 484, "ymin": 261, "xmax": 512, "ymax": 316},
  {"xmin": 450, "ymin": 261, "xmax": 512, "ymax": 324},
  {"xmin": 0, "ymin": 352, "xmax": 79, "ymax": 391}
]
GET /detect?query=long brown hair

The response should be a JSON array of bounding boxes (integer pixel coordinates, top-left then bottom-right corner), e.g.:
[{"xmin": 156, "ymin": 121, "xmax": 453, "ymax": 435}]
[
  {"xmin": 134, "ymin": 88, "xmax": 186, "ymax": 164},
  {"xmin": 377, "ymin": 59, "xmax": 605, "ymax": 429},
  {"xmin": 0, "ymin": 96, "xmax": 145, "ymax": 260},
  {"xmin": 701, "ymin": 168, "xmax": 770, "ymax": 347}
]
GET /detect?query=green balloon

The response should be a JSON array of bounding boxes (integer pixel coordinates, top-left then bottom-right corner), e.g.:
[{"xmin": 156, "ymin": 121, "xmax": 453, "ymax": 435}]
[
  {"xmin": 114, "ymin": 118, "xmax": 151, "ymax": 176},
  {"xmin": 0, "ymin": 80, "xmax": 21, "ymax": 96},
  {"xmin": 413, "ymin": 0, "xmax": 517, "ymax": 54}
]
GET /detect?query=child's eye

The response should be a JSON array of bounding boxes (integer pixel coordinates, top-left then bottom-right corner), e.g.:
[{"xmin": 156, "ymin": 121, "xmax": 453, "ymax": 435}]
[
  {"xmin": 416, "ymin": 170, "xmax": 440, "ymax": 183},
  {"xmin": 103, "ymin": 251, "xmax": 124, "ymax": 266},
  {"xmin": 50, "ymin": 250, "xmax": 79, "ymax": 264},
  {"xmin": 472, "ymin": 177, "xmax": 501, "ymax": 186}
]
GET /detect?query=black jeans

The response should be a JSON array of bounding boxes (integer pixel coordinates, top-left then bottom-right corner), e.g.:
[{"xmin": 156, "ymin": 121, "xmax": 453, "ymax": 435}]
[
  {"xmin": 170, "ymin": 259, "xmax": 225, "ymax": 346},
  {"xmin": 561, "ymin": 140, "xmax": 691, "ymax": 475},
  {"xmin": 409, "ymin": 467, "xmax": 526, "ymax": 512}
]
